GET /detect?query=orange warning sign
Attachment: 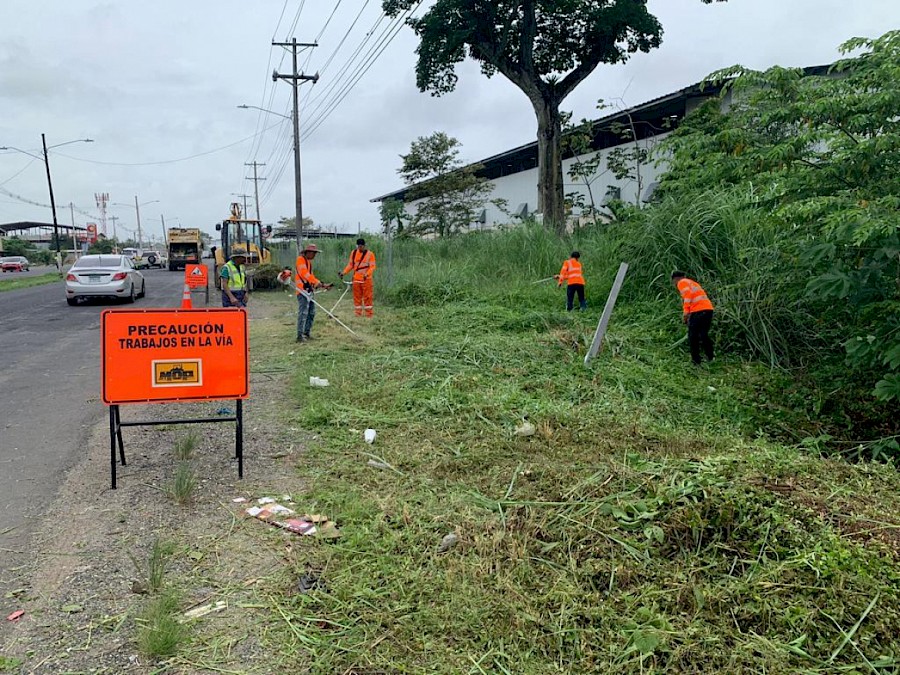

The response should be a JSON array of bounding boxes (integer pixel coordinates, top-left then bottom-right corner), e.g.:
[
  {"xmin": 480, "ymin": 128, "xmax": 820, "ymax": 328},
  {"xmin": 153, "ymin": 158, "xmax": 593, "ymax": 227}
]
[
  {"xmin": 185, "ymin": 264, "xmax": 208, "ymax": 288},
  {"xmin": 101, "ymin": 308, "xmax": 249, "ymax": 404}
]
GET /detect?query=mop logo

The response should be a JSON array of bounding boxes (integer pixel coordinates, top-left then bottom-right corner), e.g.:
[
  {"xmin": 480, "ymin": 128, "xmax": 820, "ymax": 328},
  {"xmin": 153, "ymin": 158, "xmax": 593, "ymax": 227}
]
[{"xmin": 153, "ymin": 360, "xmax": 202, "ymax": 387}]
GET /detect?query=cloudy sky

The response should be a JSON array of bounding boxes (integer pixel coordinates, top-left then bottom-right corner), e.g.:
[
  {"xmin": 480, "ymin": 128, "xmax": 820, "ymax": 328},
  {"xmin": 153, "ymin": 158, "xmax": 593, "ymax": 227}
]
[{"xmin": 0, "ymin": 0, "xmax": 896, "ymax": 241}]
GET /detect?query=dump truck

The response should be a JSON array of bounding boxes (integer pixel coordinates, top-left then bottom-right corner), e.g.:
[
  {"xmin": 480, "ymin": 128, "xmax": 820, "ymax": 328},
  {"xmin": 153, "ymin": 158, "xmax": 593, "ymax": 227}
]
[
  {"xmin": 167, "ymin": 227, "xmax": 203, "ymax": 271},
  {"xmin": 213, "ymin": 203, "xmax": 272, "ymax": 289}
]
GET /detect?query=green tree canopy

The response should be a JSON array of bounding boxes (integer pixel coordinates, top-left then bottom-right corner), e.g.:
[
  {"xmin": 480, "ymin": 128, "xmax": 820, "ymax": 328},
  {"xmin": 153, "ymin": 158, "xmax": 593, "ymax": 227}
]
[
  {"xmin": 658, "ymin": 31, "xmax": 900, "ymax": 401},
  {"xmin": 384, "ymin": 0, "xmax": 724, "ymax": 233},
  {"xmin": 398, "ymin": 132, "xmax": 496, "ymax": 238}
]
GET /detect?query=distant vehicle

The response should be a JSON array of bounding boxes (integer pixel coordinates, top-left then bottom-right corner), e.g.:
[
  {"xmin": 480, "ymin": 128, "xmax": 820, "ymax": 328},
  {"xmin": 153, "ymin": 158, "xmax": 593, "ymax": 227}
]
[
  {"xmin": 1, "ymin": 256, "xmax": 30, "ymax": 272},
  {"xmin": 143, "ymin": 250, "xmax": 168, "ymax": 268},
  {"xmin": 167, "ymin": 227, "xmax": 203, "ymax": 271},
  {"xmin": 65, "ymin": 254, "xmax": 145, "ymax": 305},
  {"xmin": 214, "ymin": 203, "xmax": 272, "ymax": 289},
  {"xmin": 121, "ymin": 247, "xmax": 148, "ymax": 269}
]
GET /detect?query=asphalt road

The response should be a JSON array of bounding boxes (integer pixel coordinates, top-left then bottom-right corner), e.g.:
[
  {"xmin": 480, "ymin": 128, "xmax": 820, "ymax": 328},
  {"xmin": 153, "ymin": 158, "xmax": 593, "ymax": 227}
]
[{"xmin": 0, "ymin": 266, "xmax": 210, "ymax": 595}]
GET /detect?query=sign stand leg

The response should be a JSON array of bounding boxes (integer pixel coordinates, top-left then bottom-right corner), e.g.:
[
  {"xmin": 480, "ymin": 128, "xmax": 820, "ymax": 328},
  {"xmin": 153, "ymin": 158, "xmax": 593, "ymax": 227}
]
[
  {"xmin": 114, "ymin": 405, "xmax": 126, "ymax": 467},
  {"xmin": 236, "ymin": 399, "xmax": 244, "ymax": 478},
  {"xmin": 109, "ymin": 406, "xmax": 117, "ymax": 490},
  {"xmin": 109, "ymin": 405, "xmax": 128, "ymax": 490}
]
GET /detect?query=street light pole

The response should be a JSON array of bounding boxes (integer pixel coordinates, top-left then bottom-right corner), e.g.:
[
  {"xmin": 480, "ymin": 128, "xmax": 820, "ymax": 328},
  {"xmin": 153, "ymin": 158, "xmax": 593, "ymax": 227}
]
[{"xmin": 41, "ymin": 133, "xmax": 62, "ymax": 269}]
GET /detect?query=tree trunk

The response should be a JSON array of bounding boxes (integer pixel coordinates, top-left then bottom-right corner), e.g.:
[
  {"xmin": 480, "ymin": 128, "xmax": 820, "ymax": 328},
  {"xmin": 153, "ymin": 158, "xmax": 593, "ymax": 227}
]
[{"xmin": 534, "ymin": 96, "xmax": 565, "ymax": 234}]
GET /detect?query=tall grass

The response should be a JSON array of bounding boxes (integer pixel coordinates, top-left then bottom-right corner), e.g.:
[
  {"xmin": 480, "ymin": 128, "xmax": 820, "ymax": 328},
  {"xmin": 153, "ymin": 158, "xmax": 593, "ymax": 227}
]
[{"xmin": 272, "ymin": 203, "xmax": 840, "ymax": 370}]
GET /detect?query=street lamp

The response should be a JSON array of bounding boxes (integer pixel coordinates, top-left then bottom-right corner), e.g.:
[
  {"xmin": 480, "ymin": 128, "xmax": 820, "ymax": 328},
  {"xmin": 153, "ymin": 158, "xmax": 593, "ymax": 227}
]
[
  {"xmin": 112, "ymin": 198, "xmax": 159, "ymax": 249},
  {"xmin": 236, "ymin": 104, "xmax": 290, "ymax": 120},
  {"xmin": 0, "ymin": 135, "xmax": 93, "ymax": 269},
  {"xmin": 238, "ymin": 89, "xmax": 316, "ymax": 247}
]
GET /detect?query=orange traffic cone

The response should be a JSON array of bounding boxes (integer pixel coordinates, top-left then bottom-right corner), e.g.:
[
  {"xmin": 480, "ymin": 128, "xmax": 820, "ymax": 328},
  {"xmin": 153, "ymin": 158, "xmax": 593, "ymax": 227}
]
[{"xmin": 180, "ymin": 283, "xmax": 193, "ymax": 309}]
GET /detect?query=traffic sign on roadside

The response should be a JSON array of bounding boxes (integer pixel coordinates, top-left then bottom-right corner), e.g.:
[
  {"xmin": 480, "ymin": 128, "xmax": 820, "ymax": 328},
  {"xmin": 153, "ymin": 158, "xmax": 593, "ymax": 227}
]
[
  {"xmin": 185, "ymin": 263, "xmax": 208, "ymax": 288},
  {"xmin": 101, "ymin": 308, "xmax": 248, "ymax": 405},
  {"xmin": 101, "ymin": 308, "xmax": 250, "ymax": 489}
]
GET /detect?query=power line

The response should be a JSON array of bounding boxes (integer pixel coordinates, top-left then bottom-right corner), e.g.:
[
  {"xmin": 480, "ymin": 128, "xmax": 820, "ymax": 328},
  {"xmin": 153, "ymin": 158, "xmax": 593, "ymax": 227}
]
[
  {"xmin": 0, "ymin": 185, "xmax": 99, "ymax": 220},
  {"xmin": 53, "ymin": 121, "xmax": 285, "ymax": 167},
  {"xmin": 271, "ymin": 0, "xmax": 291, "ymax": 39},
  {"xmin": 301, "ymin": 9, "xmax": 387, "ymax": 114},
  {"xmin": 260, "ymin": 7, "xmax": 398, "ymax": 204},
  {"xmin": 0, "ymin": 158, "xmax": 36, "ymax": 187},
  {"xmin": 302, "ymin": 4, "xmax": 419, "ymax": 140}
]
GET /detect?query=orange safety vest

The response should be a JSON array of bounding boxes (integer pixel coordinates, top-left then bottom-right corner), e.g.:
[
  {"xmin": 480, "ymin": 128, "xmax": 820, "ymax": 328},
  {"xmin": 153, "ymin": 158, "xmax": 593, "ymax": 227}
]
[
  {"xmin": 342, "ymin": 249, "xmax": 376, "ymax": 281},
  {"xmin": 677, "ymin": 278, "xmax": 714, "ymax": 314},
  {"xmin": 295, "ymin": 256, "xmax": 320, "ymax": 294},
  {"xmin": 558, "ymin": 258, "xmax": 585, "ymax": 287}
]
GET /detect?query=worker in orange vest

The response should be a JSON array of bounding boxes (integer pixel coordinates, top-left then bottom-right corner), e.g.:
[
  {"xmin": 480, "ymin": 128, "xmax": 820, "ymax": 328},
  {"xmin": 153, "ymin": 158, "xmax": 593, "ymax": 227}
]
[
  {"xmin": 295, "ymin": 244, "xmax": 331, "ymax": 342},
  {"xmin": 555, "ymin": 251, "xmax": 586, "ymax": 311},
  {"xmin": 671, "ymin": 271, "xmax": 715, "ymax": 365},
  {"xmin": 339, "ymin": 238, "xmax": 376, "ymax": 317}
]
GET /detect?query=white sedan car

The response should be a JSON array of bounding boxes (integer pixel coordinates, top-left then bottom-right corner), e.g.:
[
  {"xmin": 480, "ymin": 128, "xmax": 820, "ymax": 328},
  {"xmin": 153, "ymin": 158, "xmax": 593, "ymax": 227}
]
[{"xmin": 65, "ymin": 254, "xmax": 146, "ymax": 305}]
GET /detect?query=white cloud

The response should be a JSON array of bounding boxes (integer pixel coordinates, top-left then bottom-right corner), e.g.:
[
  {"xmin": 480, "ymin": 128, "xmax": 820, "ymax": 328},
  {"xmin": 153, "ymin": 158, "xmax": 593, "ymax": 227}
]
[{"xmin": 0, "ymin": 0, "xmax": 896, "ymax": 239}]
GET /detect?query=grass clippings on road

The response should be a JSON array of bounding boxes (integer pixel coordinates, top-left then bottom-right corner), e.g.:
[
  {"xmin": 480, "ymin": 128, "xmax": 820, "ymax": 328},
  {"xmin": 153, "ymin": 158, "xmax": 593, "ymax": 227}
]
[{"xmin": 0, "ymin": 273, "xmax": 59, "ymax": 293}]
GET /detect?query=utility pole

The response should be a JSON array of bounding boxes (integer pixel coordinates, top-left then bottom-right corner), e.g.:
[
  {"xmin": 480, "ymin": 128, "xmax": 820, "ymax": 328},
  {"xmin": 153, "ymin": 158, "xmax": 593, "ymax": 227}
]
[
  {"xmin": 273, "ymin": 38, "xmax": 318, "ymax": 249},
  {"xmin": 41, "ymin": 133, "xmax": 62, "ymax": 269},
  {"xmin": 109, "ymin": 216, "xmax": 120, "ymax": 252},
  {"xmin": 70, "ymin": 202, "xmax": 77, "ymax": 256},
  {"xmin": 245, "ymin": 161, "xmax": 266, "ymax": 223},
  {"xmin": 134, "ymin": 195, "xmax": 143, "ymax": 249},
  {"xmin": 160, "ymin": 214, "xmax": 167, "ymax": 250}
]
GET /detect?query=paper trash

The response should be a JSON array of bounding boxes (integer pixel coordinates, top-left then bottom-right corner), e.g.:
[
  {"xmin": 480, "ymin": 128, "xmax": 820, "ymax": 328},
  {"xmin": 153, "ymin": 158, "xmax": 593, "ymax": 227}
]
[
  {"xmin": 364, "ymin": 429, "xmax": 377, "ymax": 444},
  {"xmin": 309, "ymin": 376, "xmax": 330, "ymax": 387}
]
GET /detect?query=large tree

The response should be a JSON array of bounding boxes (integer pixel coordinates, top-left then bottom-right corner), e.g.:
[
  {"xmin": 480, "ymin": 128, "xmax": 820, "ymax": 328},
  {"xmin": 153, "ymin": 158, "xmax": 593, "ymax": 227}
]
[
  {"xmin": 384, "ymin": 0, "xmax": 724, "ymax": 233},
  {"xmin": 399, "ymin": 131, "xmax": 496, "ymax": 238}
]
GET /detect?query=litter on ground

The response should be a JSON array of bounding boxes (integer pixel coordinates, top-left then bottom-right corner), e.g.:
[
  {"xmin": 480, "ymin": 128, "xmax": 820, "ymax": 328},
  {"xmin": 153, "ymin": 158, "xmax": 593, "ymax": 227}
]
[
  {"xmin": 6, "ymin": 610, "xmax": 24, "ymax": 622},
  {"xmin": 364, "ymin": 428, "xmax": 377, "ymax": 444},
  {"xmin": 438, "ymin": 532, "xmax": 460, "ymax": 553},
  {"xmin": 243, "ymin": 500, "xmax": 341, "ymax": 538},
  {"xmin": 514, "ymin": 421, "xmax": 536, "ymax": 437}
]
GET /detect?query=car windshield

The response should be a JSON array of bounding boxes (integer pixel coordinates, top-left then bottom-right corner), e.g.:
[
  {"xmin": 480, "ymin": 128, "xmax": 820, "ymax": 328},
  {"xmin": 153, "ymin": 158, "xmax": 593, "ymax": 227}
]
[{"xmin": 73, "ymin": 256, "xmax": 123, "ymax": 268}]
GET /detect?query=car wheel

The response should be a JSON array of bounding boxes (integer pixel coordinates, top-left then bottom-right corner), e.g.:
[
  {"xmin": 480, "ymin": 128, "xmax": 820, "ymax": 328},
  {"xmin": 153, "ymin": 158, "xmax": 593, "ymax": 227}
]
[
  {"xmin": 126, "ymin": 284, "xmax": 136, "ymax": 303},
  {"xmin": 147, "ymin": 254, "xmax": 158, "ymax": 267},
  {"xmin": 138, "ymin": 281, "xmax": 146, "ymax": 298},
  {"xmin": 66, "ymin": 297, "xmax": 78, "ymax": 306}
]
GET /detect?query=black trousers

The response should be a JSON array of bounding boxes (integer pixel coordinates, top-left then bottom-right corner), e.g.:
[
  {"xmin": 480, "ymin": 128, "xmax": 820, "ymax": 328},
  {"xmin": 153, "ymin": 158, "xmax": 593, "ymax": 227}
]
[
  {"xmin": 566, "ymin": 284, "xmax": 586, "ymax": 311},
  {"xmin": 687, "ymin": 310, "xmax": 714, "ymax": 364}
]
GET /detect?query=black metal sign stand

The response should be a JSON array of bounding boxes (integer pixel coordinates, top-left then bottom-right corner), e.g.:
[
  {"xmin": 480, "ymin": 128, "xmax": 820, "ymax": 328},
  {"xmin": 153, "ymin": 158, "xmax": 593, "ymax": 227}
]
[{"xmin": 108, "ymin": 400, "xmax": 243, "ymax": 489}]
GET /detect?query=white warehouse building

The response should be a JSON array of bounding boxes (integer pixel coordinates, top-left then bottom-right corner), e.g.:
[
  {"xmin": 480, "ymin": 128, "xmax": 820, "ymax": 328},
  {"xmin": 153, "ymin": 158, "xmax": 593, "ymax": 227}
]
[{"xmin": 373, "ymin": 67, "xmax": 825, "ymax": 228}]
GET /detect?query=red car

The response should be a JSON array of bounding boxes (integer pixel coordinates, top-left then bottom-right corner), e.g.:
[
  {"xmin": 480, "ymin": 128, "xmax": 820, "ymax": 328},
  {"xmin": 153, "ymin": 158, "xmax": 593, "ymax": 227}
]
[{"xmin": 1, "ymin": 256, "xmax": 30, "ymax": 272}]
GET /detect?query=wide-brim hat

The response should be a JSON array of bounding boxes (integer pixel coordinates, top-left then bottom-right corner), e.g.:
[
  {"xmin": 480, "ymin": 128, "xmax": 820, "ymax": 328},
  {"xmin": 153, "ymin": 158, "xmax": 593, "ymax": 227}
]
[{"xmin": 302, "ymin": 244, "xmax": 320, "ymax": 253}]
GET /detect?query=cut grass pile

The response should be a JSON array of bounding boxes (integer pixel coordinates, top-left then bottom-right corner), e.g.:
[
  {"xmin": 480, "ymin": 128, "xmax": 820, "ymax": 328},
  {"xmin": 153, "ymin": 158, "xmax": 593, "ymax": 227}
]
[
  {"xmin": 0, "ymin": 272, "xmax": 59, "ymax": 293},
  {"xmin": 243, "ymin": 290, "xmax": 900, "ymax": 674}
]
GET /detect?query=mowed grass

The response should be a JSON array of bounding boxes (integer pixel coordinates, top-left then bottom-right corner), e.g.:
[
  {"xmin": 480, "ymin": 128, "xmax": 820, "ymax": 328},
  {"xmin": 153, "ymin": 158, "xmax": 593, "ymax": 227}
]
[
  {"xmin": 246, "ymin": 287, "xmax": 900, "ymax": 675},
  {"xmin": 0, "ymin": 272, "xmax": 59, "ymax": 292}
]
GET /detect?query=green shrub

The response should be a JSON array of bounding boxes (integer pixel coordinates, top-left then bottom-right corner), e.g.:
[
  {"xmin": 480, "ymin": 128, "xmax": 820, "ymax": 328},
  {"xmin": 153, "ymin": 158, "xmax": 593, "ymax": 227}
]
[{"xmin": 251, "ymin": 262, "xmax": 283, "ymax": 290}]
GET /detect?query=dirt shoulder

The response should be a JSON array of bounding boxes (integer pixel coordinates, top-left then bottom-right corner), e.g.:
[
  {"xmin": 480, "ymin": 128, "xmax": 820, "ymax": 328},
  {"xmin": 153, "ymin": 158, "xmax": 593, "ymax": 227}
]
[{"xmin": 0, "ymin": 294, "xmax": 311, "ymax": 674}]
